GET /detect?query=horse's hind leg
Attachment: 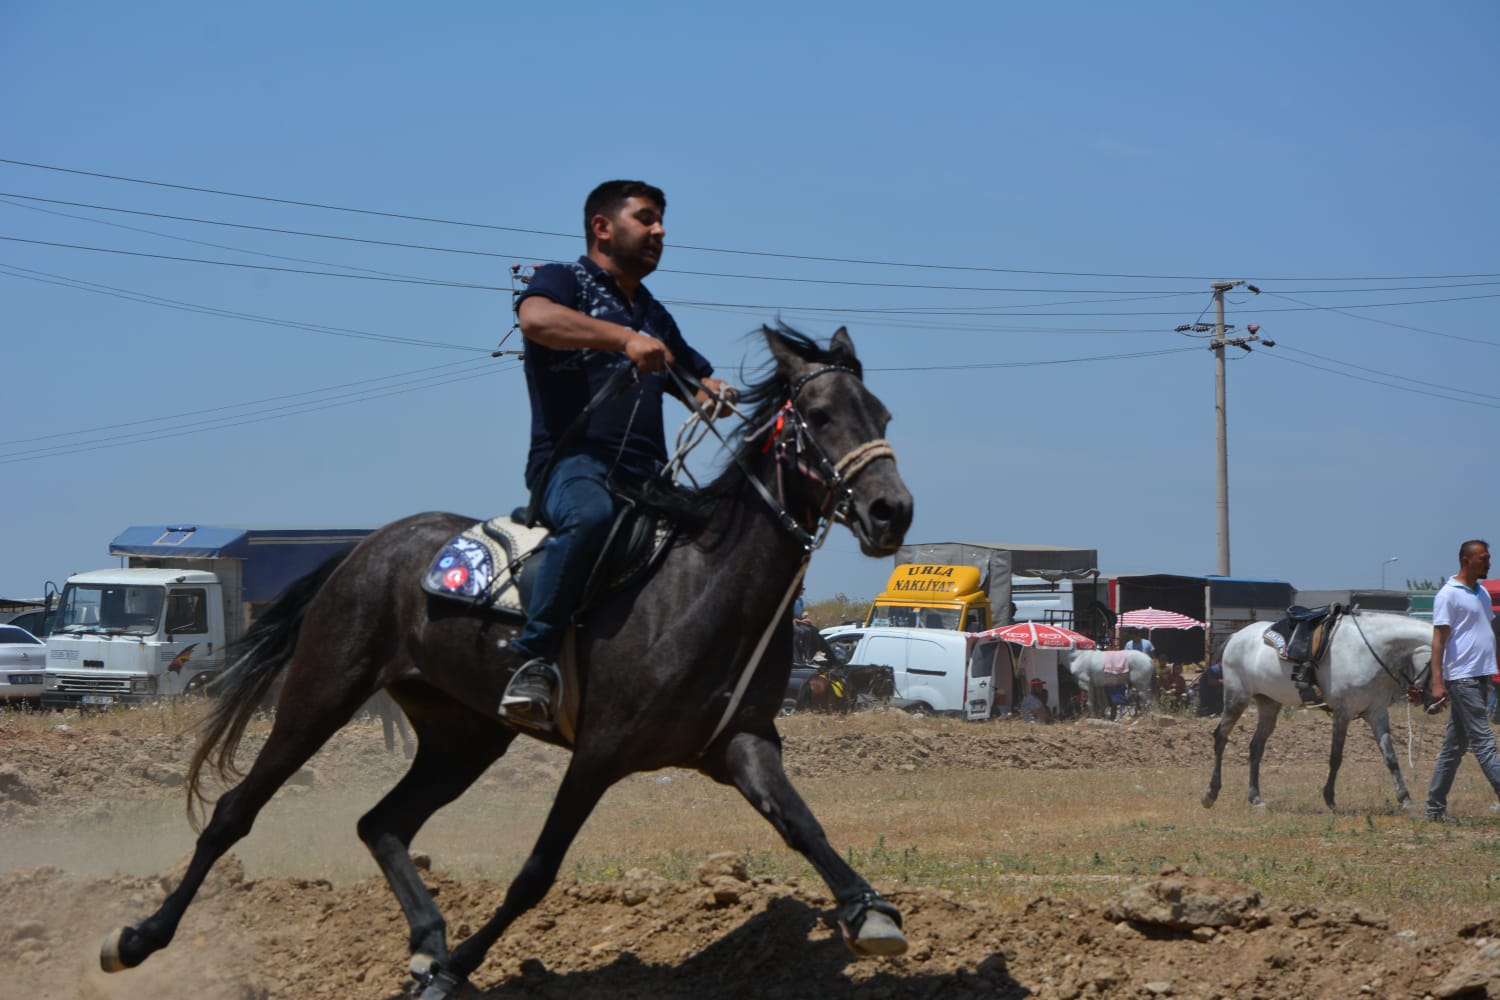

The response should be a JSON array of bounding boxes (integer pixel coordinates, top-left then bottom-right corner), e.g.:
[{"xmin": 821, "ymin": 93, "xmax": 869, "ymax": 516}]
[
  {"xmin": 1323, "ymin": 710, "xmax": 1352, "ymax": 810},
  {"xmin": 1246, "ymin": 694, "xmax": 1283, "ymax": 806},
  {"xmin": 102, "ymin": 682, "xmax": 366, "ymax": 972},
  {"xmin": 433, "ymin": 754, "xmax": 616, "ymax": 997},
  {"xmin": 356, "ymin": 689, "xmax": 513, "ymax": 980},
  {"xmin": 1203, "ymin": 692, "xmax": 1249, "ymax": 808},
  {"xmin": 1365, "ymin": 708, "xmax": 1414, "ymax": 808},
  {"xmin": 710, "ymin": 729, "xmax": 907, "ymax": 957}
]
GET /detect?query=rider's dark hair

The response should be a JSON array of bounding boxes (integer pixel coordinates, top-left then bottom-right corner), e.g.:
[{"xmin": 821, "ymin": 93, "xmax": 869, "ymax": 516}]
[
  {"xmin": 1459, "ymin": 539, "xmax": 1489, "ymax": 561},
  {"xmin": 584, "ymin": 181, "xmax": 666, "ymax": 247}
]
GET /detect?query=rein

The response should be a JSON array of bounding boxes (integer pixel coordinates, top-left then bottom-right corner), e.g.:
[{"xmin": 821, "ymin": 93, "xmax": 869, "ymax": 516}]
[
  {"xmin": 1349, "ymin": 611, "xmax": 1426, "ymax": 691},
  {"xmin": 663, "ymin": 361, "xmax": 898, "ymax": 755}
]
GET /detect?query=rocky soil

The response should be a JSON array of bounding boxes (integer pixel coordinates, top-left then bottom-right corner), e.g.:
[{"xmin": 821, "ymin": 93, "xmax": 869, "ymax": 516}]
[{"xmin": 3, "ymin": 708, "xmax": 1498, "ymax": 999}]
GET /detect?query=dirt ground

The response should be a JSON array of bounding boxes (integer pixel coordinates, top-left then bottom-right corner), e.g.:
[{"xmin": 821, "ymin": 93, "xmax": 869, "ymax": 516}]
[{"xmin": 3, "ymin": 707, "xmax": 1498, "ymax": 999}]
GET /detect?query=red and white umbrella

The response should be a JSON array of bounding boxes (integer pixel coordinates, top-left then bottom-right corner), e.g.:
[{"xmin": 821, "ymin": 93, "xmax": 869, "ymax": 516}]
[
  {"xmin": 974, "ymin": 622, "xmax": 1097, "ymax": 649},
  {"xmin": 1117, "ymin": 607, "xmax": 1206, "ymax": 631}
]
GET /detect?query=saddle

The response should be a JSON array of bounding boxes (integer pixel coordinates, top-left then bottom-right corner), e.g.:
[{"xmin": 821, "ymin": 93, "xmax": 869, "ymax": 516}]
[
  {"xmin": 1100, "ymin": 650, "xmax": 1132, "ymax": 674},
  {"xmin": 1263, "ymin": 604, "xmax": 1343, "ymax": 664},
  {"xmin": 420, "ymin": 501, "xmax": 676, "ymax": 620}
]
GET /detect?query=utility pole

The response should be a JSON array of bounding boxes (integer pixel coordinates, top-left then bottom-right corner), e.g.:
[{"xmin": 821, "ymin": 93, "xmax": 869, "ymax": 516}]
[
  {"xmin": 1180, "ymin": 282, "xmax": 1269, "ymax": 577},
  {"xmin": 1211, "ymin": 281, "xmax": 1239, "ymax": 577}
]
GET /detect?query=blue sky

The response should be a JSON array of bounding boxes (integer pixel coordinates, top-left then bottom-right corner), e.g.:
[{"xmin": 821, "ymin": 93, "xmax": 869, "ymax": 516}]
[{"xmin": 3, "ymin": 1, "xmax": 1496, "ymax": 603}]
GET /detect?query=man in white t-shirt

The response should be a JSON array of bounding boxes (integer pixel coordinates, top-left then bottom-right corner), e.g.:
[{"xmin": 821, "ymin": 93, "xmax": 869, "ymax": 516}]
[{"xmin": 1425, "ymin": 539, "xmax": 1500, "ymax": 822}]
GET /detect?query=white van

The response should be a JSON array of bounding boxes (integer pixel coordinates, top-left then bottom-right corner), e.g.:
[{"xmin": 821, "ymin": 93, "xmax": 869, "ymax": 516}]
[{"xmin": 820, "ymin": 625, "xmax": 1064, "ymax": 720}]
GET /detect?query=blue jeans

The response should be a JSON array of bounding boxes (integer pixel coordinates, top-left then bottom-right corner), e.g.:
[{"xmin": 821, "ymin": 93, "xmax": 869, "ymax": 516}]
[
  {"xmin": 511, "ymin": 452, "xmax": 619, "ymax": 663},
  {"xmin": 1426, "ymin": 675, "xmax": 1500, "ymax": 816}
]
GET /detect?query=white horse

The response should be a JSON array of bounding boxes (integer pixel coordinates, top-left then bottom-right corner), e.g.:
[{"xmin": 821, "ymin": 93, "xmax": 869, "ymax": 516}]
[
  {"xmin": 1062, "ymin": 649, "xmax": 1154, "ymax": 718},
  {"xmin": 1202, "ymin": 612, "xmax": 1431, "ymax": 811}
]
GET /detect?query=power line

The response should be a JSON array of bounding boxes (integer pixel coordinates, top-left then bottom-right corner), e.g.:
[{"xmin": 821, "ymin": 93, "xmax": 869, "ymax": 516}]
[
  {"xmin": 15, "ymin": 236, "xmax": 1496, "ymax": 317},
  {"xmin": 8, "ymin": 192, "xmax": 1497, "ymax": 299},
  {"xmin": 1275, "ymin": 345, "xmax": 1500, "ymax": 402},
  {"xmin": 6, "ymin": 158, "xmax": 1496, "ymax": 282},
  {"xmin": 0, "ymin": 235, "xmax": 507, "ymax": 290},
  {"xmin": 0, "ymin": 360, "xmax": 516, "ymax": 465},
  {"xmin": 866, "ymin": 346, "xmax": 1201, "ymax": 372},
  {"xmin": 0, "ymin": 263, "xmax": 489, "ymax": 352},
  {"xmin": 1259, "ymin": 351, "xmax": 1500, "ymax": 410},
  {"xmin": 0, "ymin": 194, "xmax": 451, "ymax": 282},
  {"xmin": 1259, "ymin": 290, "xmax": 1500, "ymax": 349},
  {"xmin": 0, "ymin": 357, "xmax": 491, "ymax": 449}
]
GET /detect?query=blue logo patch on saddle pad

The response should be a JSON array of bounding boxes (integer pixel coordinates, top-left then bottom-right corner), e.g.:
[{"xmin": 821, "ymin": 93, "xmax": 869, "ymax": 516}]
[{"xmin": 421, "ymin": 516, "xmax": 549, "ymax": 617}]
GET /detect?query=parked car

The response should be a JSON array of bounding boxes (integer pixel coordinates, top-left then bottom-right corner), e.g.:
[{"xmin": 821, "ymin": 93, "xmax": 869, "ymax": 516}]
[
  {"xmin": 2, "ymin": 608, "xmax": 51, "ymax": 636},
  {"xmin": 0, "ymin": 625, "xmax": 48, "ymax": 701}
]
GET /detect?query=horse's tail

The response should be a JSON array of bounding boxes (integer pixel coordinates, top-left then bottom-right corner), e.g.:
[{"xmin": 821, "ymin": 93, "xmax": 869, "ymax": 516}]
[{"xmin": 186, "ymin": 547, "xmax": 354, "ymax": 825}]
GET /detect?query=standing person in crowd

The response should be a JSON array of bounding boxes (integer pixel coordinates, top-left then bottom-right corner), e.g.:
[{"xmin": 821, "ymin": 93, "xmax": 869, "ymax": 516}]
[
  {"xmin": 1124, "ymin": 629, "xmax": 1156, "ymax": 664},
  {"xmin": 1425, "ymin": 540, "xmax": 1500, "ymax": 822},
  {"xmin": 501, "ymin": 180, "xmax": 734, "ymax": 728}
]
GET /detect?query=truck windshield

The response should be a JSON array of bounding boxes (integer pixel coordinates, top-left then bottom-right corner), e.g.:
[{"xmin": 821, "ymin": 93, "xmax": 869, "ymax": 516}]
[
  {"xmin": 868, "ymin": 605, "xmax": 963, "ymax": 630},
  {"xmin": 57, "ymin": 584, "xmax": 165, "ymax": 636}
]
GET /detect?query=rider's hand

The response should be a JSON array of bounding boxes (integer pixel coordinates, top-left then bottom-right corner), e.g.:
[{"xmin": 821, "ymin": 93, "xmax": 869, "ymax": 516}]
[
  {"xmin": 623, "ymin": 331, "xmax": 672, "ymax": 372},
  {"xmin": 697, "ymin": 377, "xmax": 737, "ymax": 417}
]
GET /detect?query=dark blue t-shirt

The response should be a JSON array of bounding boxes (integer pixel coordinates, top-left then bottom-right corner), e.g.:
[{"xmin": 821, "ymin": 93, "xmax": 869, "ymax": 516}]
[{"xmin": 516, "ymin": 257, "xmax": 713, "ymax": 489}]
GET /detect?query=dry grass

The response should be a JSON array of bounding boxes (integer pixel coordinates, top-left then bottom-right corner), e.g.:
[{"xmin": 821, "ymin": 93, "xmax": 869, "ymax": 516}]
[{"xmin": 7, "ymin": 700, "xmax": 1498, "ymax": 936}]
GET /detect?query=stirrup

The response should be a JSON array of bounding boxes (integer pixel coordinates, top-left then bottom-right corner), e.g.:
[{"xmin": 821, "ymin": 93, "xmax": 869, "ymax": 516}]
[{"xmin": 499, "ymin": 659, "xmax": 561, "ymax": 732}]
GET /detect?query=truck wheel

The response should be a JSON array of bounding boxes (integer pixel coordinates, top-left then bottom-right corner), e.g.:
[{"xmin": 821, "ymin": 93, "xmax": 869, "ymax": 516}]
[{"xmin": 903, "ymin": 702, "xmax": 933, "ymax": 718}]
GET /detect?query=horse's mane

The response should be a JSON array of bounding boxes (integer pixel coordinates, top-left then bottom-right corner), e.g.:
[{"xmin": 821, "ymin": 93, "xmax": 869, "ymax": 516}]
[{"xmin": 620, "ymin": 323, "xmax": 863, "ymax": 530}]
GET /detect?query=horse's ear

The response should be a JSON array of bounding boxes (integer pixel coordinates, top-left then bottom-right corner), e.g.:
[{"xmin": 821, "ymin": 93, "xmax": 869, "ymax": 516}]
[
  {"xmin": 831, "ymin": 326, "xmax": 856, "ymax": 357},
  {"xmin": 764, "ymin": 325, "xmax": 809, "ymax": 376}
]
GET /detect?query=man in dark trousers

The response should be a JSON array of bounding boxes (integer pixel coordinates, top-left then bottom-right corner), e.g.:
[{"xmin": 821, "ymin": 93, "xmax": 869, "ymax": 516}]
[
  {"xmin": 1425, "ymin": 539, "xmax": 1500, "ymax": 822},
  {"xmin": 501, "ymin": 180, "xmax": 732, "ymax": 727}
]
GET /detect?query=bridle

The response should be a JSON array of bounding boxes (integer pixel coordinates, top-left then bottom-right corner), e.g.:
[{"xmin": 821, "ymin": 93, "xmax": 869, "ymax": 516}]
[
  {"xmin": 670, "ymin": 362, "xmax": 897, "ymax": 552},
  {"xmin": 1349, "ymin": 610, "xmax": 1429, "ymax": 694},
  {"xmin": 667, "ymin": 360, "xmax": 899, "ymax": 754}
]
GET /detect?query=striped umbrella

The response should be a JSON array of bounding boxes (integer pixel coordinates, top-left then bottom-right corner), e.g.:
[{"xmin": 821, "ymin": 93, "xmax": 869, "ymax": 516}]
[
  {"xmin": 1117, "ymin": 607, "xmax": 1206, "ymax": 631},
  {"xmin": 975, "ymin": 622, "xmax": 1097, "ymax": 649}
]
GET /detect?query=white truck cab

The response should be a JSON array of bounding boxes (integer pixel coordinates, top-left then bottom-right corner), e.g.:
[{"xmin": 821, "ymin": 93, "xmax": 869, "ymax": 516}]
[{"xmin": 43, "ymin": 568, "xmax": 224, "ymax": 706}]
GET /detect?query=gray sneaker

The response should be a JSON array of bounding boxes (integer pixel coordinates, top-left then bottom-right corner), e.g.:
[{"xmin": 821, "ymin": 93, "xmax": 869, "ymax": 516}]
[
  {"xmin": 500, "ymin": 658, "xmax": 559, "ymax": 725},
  {"xmin": 1424, "ymin": 811, "xmax": 1458, "ymax": 825}
]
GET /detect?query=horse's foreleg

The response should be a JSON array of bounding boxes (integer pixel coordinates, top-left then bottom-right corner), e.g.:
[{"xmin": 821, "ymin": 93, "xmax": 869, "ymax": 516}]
[
  {"xmin": 1323, "ymin": 711, "xmax": 1351, "ymax": 810},
  {"xmin": 1203, "ymin": 695, "xmax": 1248, "ymax": 808},
  {"xmin": 436, "ymin": 756, "xmax": 612, "ymax": 995},
  {"xmin": 101, "ymin": 699, "xmax": 357, "ymax": 972},
  {"xmin": 711, "ymin": 730, "xmax": 907, "ymax": 957},
  {"xmin": 357, "ymin": 699, "xmax": 512, "ymax": 979},
  {"xmin": 1366, "ymin": 709, "xmax": 1414, "ymax": 808},
  {"xmin": 1246, "ymin": 695, "xmax": 1282, "ymax": 806}
]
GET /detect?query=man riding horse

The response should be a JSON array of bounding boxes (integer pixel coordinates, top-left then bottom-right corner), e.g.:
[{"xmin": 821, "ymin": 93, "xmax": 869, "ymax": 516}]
[{"xmin": 503, "ymin": 180, "xmax": 734, "ymax": 726}]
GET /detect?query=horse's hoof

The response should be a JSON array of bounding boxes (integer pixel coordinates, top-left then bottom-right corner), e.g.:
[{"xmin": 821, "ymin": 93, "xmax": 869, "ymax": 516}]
[
  {"xmin": 1201, "ymin": 791, "xmax": 1217, "ymax": 809},
  {"xmin": 99, "ymin": 926, "xmax": 134, "ymax": 973},
  {"xmin": 842, "ymin": 910, "xmax": 908, "ymax": 957},
  {"xmin": 409, "ymin": 953, "xmax": 437, "ymax": 979},
  {"xmin": 410, "ymin": 954, "xmax": 468, "ymax": 999}
]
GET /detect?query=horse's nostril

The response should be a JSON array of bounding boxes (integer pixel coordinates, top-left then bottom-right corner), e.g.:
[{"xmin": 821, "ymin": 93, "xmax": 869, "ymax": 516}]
[{"xmin": 869, "ymin": 499, "xmax": 892, "ymax": 524}]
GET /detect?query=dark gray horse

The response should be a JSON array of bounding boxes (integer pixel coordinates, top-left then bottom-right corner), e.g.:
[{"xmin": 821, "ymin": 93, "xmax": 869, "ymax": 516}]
[{"xmin": 98, "ymin": 326, "xmax": 914, "ymax": 999}]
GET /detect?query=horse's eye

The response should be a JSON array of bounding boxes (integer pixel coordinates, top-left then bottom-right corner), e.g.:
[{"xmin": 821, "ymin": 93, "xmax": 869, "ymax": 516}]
[{"xmin": 808, "ymin": 408, "xmax": 832, "ymax": 429}]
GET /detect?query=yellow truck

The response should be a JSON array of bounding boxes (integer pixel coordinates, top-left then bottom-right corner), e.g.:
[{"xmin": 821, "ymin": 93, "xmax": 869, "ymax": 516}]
[
  {"xmin": 865, "ymin": 543, "xmax": 1103, "ymax": 634},
  {"xmin": 864, "ymin": 564, "xmax": 989, "ymax": 631}
]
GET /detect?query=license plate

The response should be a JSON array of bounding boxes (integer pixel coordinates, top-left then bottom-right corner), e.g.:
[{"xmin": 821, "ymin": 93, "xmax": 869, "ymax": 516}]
[{"xmin": 82, "ymin": 695, "xmax": 115, "ymax": 706}]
